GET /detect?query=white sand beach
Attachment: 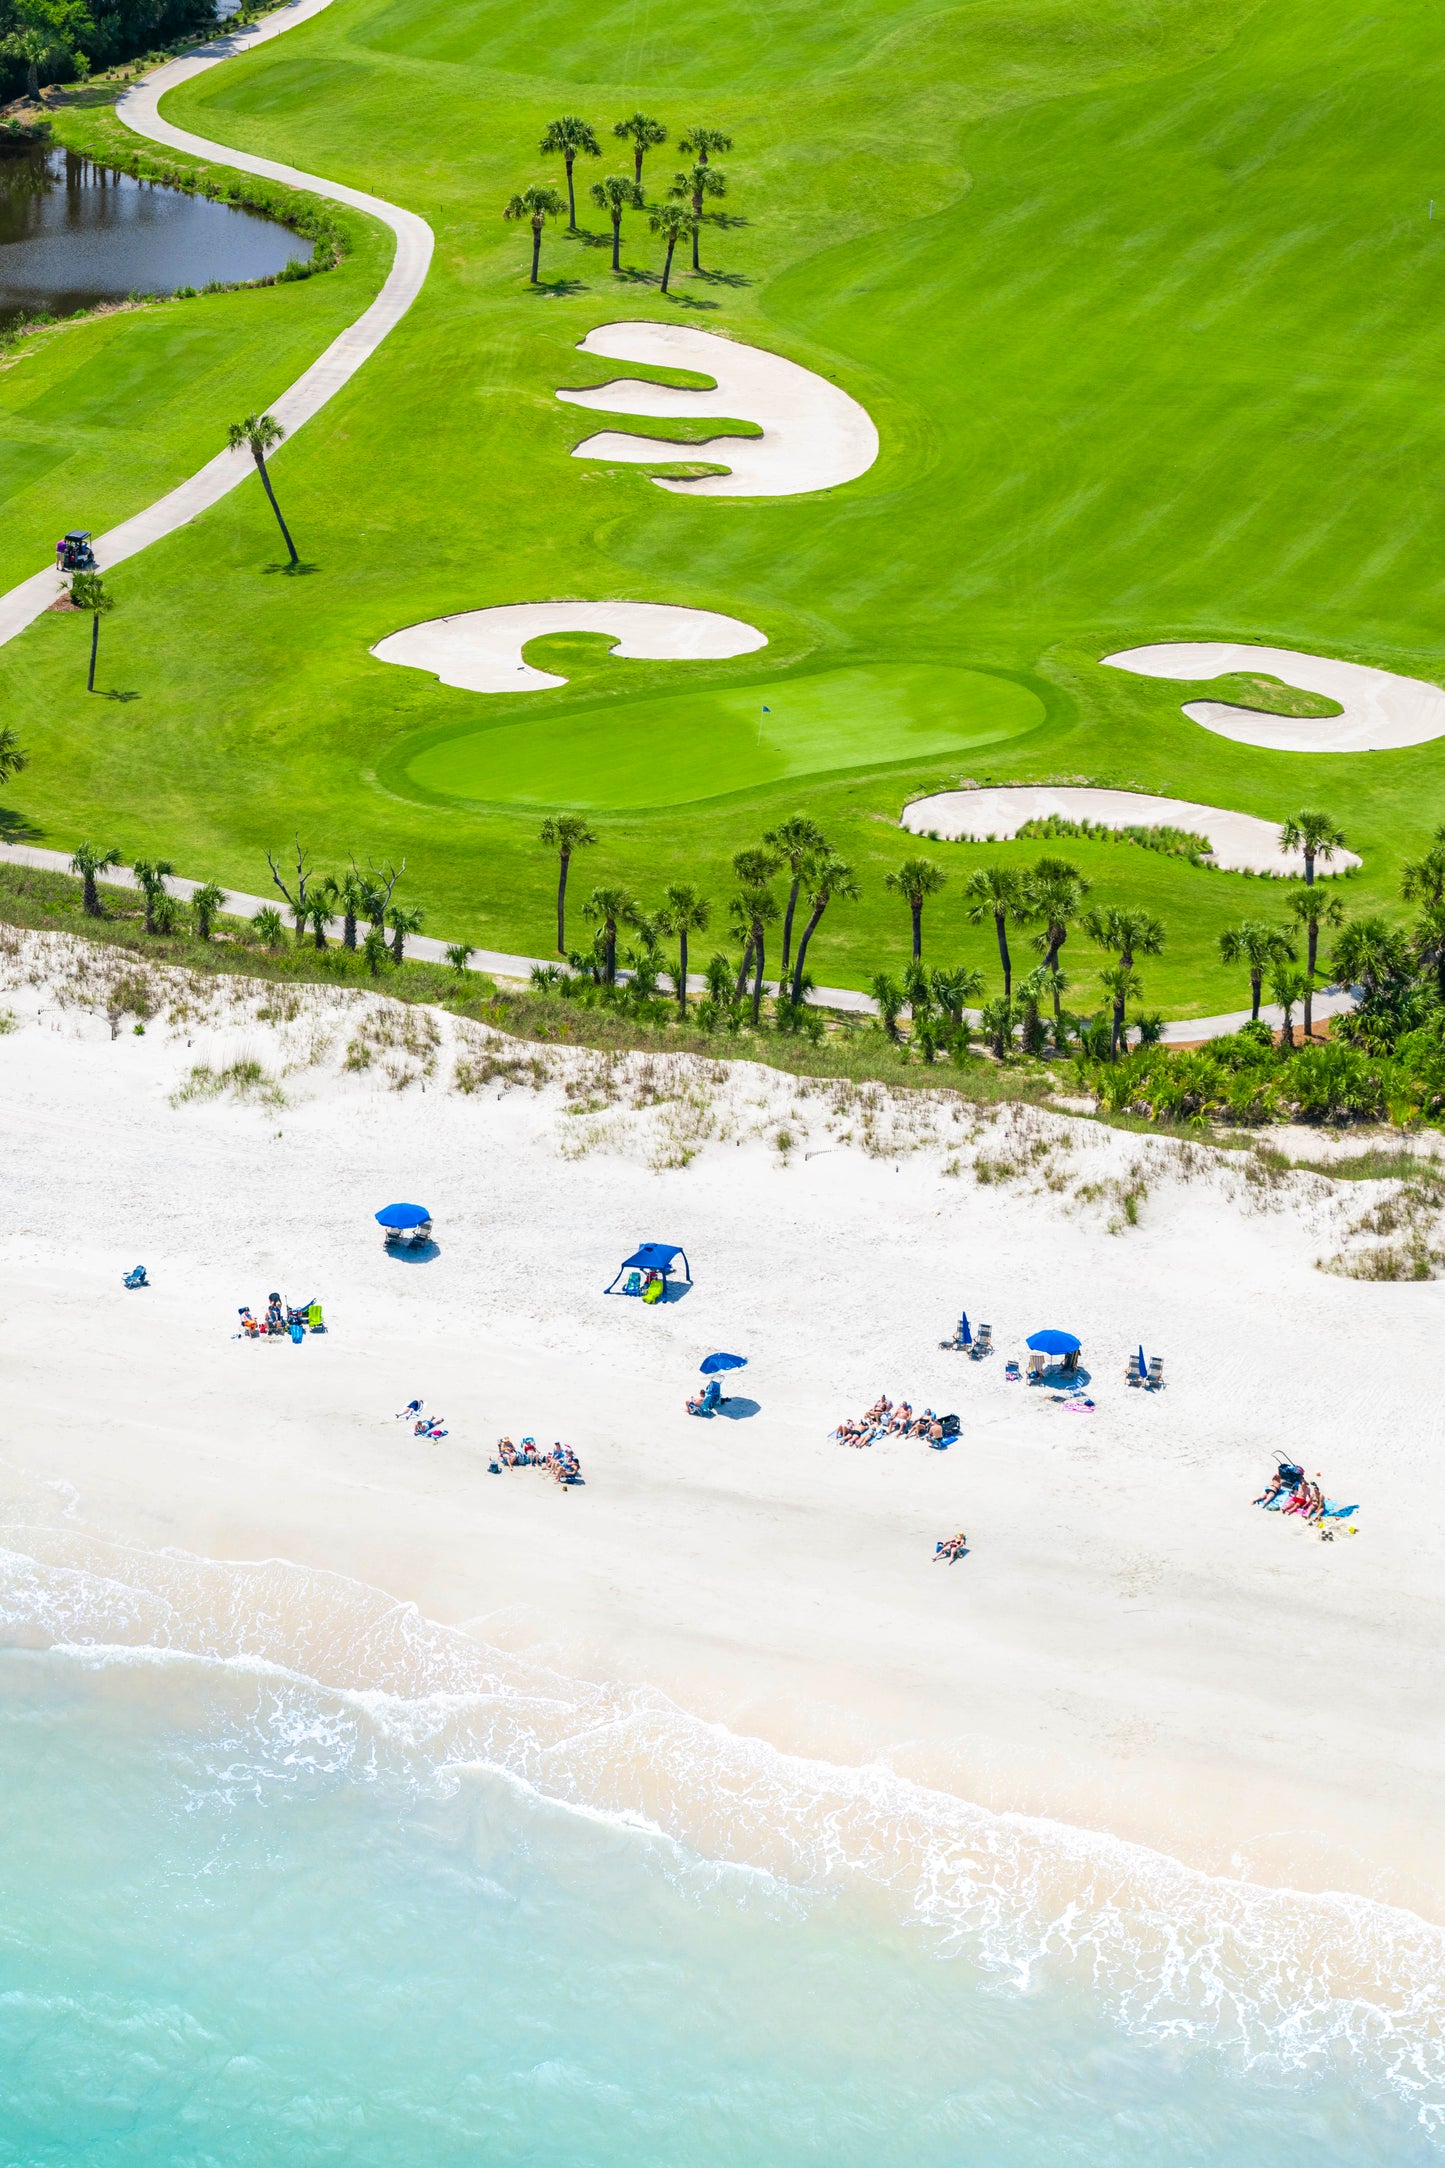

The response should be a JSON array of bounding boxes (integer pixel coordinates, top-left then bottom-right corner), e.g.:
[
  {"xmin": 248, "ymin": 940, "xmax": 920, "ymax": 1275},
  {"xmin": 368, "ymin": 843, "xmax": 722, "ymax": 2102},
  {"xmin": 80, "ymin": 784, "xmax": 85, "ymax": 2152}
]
[{"xmin": 2, "ymin": 929, "xmax": 1442, "ymax": 1944}]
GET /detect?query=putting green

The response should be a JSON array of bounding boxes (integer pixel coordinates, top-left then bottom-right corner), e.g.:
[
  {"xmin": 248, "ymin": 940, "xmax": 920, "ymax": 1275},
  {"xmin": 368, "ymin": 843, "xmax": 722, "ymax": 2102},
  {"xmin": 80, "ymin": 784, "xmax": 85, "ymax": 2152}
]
[{"xmin": 402, "ymin": 665, "xmax": 1044, "ymax": 810}]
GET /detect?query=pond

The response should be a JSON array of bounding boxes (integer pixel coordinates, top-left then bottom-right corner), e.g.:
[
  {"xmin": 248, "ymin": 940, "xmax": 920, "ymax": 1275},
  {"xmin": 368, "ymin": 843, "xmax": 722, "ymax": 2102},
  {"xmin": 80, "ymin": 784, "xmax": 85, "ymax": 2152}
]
[{"xmin": 0, "ymin": 144, "xmax": 312, "ymax": 335}]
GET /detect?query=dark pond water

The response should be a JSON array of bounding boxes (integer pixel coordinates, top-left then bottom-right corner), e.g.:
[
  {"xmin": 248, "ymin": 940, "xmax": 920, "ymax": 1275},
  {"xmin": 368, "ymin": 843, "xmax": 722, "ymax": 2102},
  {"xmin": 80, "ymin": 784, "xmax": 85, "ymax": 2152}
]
[{"xmin": 0, "ymin": 145, "xmax": 311, "ymax": 334}]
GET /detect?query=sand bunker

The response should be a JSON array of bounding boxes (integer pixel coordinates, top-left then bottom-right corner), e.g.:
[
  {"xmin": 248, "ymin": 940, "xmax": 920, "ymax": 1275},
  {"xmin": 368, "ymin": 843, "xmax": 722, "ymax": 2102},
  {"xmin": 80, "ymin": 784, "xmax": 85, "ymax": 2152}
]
[
  {"xmin": 557, "ymin": 322, "xmax": 879, "ymax": 498},
  {"xmin": 1103, "ymin": 642, "xmax": 1445, "ymax": 753},
  {"xmin": 371, "ymin": 600, "xmax": 767, "ymax": 693},
  {"xmin": 900, "ymin": 787, "xmax": 1361, "ymax": 877}
]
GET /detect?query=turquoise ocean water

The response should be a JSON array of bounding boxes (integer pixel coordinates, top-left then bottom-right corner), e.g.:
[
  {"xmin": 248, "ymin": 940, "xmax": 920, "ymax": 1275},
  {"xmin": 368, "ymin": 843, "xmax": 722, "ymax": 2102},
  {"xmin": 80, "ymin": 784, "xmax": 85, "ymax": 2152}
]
[{"xmin": 0, "ymin": 1527, "xmax": 1439, "ymax": 2164}]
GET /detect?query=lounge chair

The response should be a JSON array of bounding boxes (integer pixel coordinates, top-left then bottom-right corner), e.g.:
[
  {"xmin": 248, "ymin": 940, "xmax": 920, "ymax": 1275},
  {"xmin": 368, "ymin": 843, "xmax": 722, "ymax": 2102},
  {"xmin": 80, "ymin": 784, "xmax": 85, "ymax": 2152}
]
[
  {"xmin": 122, "ymin": 1266, "xmax": 148, "ymax": 1289},
  {"xmin": 1026, "ymin": 1352, "xmax": 1046, "ymax": 1382},
  {"xmin": 688, "ymin": 1379, "xmax": 721, "ymax": 1418},
  {"xmin": 1004, "ymin": 1357, "xmax": 1021, "ymax": 1381},
  {"xmin": 1147, "ymin": 1356, "xmax": 1164, "ymax": 1390},
  {"xmin": 307, "ymin": 1302, "xmax": 325, "ymax": 1332},
  {"xmin": 972, "ymin": 1323, "xmax": 993, "ymax": 1360},
  {"xmin": 623, "ymin": 1270, "xmax": 642, "ymax": 1296}
]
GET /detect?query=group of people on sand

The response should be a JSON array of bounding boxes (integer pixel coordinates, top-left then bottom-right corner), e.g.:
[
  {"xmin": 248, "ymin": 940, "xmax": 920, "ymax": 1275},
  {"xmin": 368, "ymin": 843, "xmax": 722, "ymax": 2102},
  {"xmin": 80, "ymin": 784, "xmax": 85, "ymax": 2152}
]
[
  {"xmin": 832, "ymin": 1397, "xmax": 956, "ymax": 1449},
  {"xmin": 493, "ymin": 1437, "xmax": 583, "ymax": 1485},
  {"xmin": 396, "ymin": 1398, "xmax": 448, "ymax": 1440},
  {"xmin": 237, "ymin": 1294, "xmax": 319, "ymax": 1339},
  {"xmin": 1253, "ymin": 1461, "xmax": 1352, "ymax": 1529}
]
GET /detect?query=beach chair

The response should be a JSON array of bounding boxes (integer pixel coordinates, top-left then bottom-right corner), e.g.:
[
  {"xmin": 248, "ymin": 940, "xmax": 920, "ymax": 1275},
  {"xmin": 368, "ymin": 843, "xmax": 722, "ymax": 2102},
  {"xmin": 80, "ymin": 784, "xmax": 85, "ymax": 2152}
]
[
  {"xmin": 307, "ymin": 1302, "xmax": 325, "ymax": 1332},
  {"xmin": 689, "ymin": 1378, "xmax": 721, "ymax": 1418},
  {"xmin": 122, "ymin": 1266, "xmax": 148, "ymax": 1289},
  {"xmin": 623, "ymin": 1270, "xmax": 642, "ymax": 1296},
  {"xmin": 972, "ymin": 1323, "xmax": 993, "ymax": 1360},
  {"xmin": 1147, "ymin": 1356, "xmax": 1164, "ymax": 1390},
  {"xmin": 643, "ymin": 1275, "xmax": 664, "ymax": 1305},
  {"xmin": 1125, "ymin": 1361, "xmax": 1143, "ymax": 1386},
  {"xmin": 1026, "ymin": 1351, "xmax": 1046, "ymax": 1383},
  {"xmin": 1004, "ymin": 1357, "xmax": 1021, "ymax": 1382}
]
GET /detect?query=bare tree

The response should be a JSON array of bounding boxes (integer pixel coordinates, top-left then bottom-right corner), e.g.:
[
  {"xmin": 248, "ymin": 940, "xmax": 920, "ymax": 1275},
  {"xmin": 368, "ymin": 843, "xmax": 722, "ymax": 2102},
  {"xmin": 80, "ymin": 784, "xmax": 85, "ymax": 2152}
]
[{"xmin": 266, "ymin": 837, "xmax": 315, "ymax": 945}]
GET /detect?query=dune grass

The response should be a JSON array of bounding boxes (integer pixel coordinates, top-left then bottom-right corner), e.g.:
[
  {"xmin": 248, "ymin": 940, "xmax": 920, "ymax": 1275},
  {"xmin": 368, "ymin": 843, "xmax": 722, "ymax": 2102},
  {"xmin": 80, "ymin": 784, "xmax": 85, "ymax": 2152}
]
[{"xmin": 0, "ymin": 0, "xmax": 1442, "ymax": 1013}]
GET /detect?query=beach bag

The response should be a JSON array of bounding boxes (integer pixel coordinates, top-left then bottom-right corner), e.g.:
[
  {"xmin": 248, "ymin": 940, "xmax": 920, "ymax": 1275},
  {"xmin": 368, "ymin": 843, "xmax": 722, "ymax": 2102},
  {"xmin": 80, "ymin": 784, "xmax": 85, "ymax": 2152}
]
[{"xmin": 289, "ymin": 1321, "xmax": 304, "ymax": 1343}]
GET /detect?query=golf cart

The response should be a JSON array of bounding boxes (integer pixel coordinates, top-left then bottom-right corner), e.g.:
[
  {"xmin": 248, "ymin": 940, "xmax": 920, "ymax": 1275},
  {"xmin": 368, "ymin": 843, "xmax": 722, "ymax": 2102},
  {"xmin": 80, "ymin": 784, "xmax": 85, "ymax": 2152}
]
[{"xmin": 58, "ymin": 531, "xmax": 97, "ymax": 573}]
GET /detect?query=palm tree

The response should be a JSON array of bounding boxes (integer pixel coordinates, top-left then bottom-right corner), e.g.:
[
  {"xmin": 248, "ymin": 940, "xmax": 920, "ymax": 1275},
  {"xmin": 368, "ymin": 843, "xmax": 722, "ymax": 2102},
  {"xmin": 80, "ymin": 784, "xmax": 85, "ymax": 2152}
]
[
  {"xmin": 1084, "ymin": 905, "xmax": 1166, "ymax": 1056},
  {"xmin": 1333, "ymin": 916, "xmax": 1412, "ymax": 1003},
  {"xmin": 613, "ymin": 111, "xmax": 666, "ymax": 185},
  {"xmin": 979, "ymin": 995, "xmax": 1015, "ymax": 1060},
  {"xmin": 763, "ymin": 815, "xmax": 828, "ymax": 976},
  {"xmin": 1399, "ymin": 828, "xmax": 1445, "ymax": 905},
  {"xmin": 1270, "ymin": 962, "xmax": 1310, "ymax": 1050},
  {"xmin": 1097, "ymin": 963, "xmax": 1142, "ymax": 1051},
  {"xmin": 928, "ymin": 963, "xmax": 984, "ymax": 1031},
  {"xmin": 68, "ymin": 570, "xmax": 114, "ymax": 690},
  {"xmin": 1029, "ymin": 856, "xmax": 1089, "ymax": 1024},
  {"xmin": 130, "ymin": 857, "xmax": 175, "ymax": 936},
  {"xmin": 69, "ymin": 841, "xmax": 121, "ymax": 917},
  {"xmin": 868, "ymin": 971, "xmax": 905, "ymax": 1042},
  {"xmin": 335, "ymin": 866, "xmax": 370, "ymax": 951},
  {"xmin": 362, "ymin": 924, "xmax": 389, "ymax": 976},
  {"xmin": 190, "ymin": 880, "xmax": 227, "ymax": 941},
  {"xmin": 252, "ymin": 905, "xmax": 285, "ymax": 949},
  {"xmin": 446, "ymin": 943, "xmax": 476, "ymax": 975},
  {"xmin": 591, "ymin": 174, "xmax": 644, "ymax": 271},
  {"xmin": 1285, "ymin": 887, "xmax": 1345, "ymax": 1040},
  {"xmin": 884, "ymin": 856, "xmax": 946, "ymax": 960},
  {"xmin": 678, "ymin": 125, "xmax": 732, "ymax": 166},
  {"xmin": 963, "ymin": 865, "xmax": 1031, "ymax": 1001},
  {"xmin": 266, "ymin": 837, "xmax": 316, "ymax": 944},
  {"xmin": 1016, "ymin": 964, "xmax": 1052, "ymax": 1056},
  {"xmin": 790, "ymin": 857, "xmax": 859, "ymax": 1002},
  {"xmin": 388, "ymin": 903, "xmax": 425, "ymax": 963},
  {"xmin": 1279, "ymin": 808, "xmax": 1347, "ymax": 885},
  {"xmin": 657, "ymin": 882, "xmax": 711, "ymax": 1017},
  {"xmin": 305, "ymin": 892, "xmax": 332, "ymax": 949},
  {"xmin": 582, "ymin": 885, "xmax": 637, "ymax": 984},
  {"xmin": 226, "ymin": 414, "xmax": 297, "ymax": 565},
  {"xmin": 729, "ymin": 884, "xmax": 779, "ymax": 1023},
  {"xmin": 649, "ymin": 201, "xmax": 696, "ymax": 293},
  {"xmin": 728, "ymin": 844, "xmax": 780, "ymax": 993},
  {"xmin": 668, "ymin": 162, "xmax": 725, "ymax": 271},
  {"xmin": 538, "ymin": 115, "xmax": 601, "ymax": 230},
  {"xmin": 1217, "ymin": 918, "xmax": 1295, "ymax": 1022},
  {"xmin": 505, "ymin": 183, "xmax": 567, "ymax": 282},
  {"xmin": 0, "ymin": 725, "xmax": 28, "ymax": 788},
  {"xmin": 539, "ymin": 813, "xmax": 598, "ymax": 953}
]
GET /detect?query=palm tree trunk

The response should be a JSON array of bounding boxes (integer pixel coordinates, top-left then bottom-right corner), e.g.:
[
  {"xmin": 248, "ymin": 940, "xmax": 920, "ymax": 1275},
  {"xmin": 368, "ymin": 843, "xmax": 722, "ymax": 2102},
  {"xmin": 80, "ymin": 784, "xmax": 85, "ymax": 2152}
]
[
  {"xmin": 791, "ymin": 903, "xmax": 825, "ymax": 1003},
  {"xmin": 556, "ymin": 849, "xmax": 570, "ymax": 953},
  {"xmin": 734, "ymin": 938, "xmax": 753, "ymax": 1002},
  {"xmin": 780, "ymin": 879, "xmax": 801, "ymax": 975},
  {"xmin": 677, "ymin": 929, "xmax": 689, "ymax": 1017},
  {"xmin": 1304, "ymin": 921, "xmax": 1317, "ymax": 1037},
  {"xmin": 1111, "ymin": 997, "xmax": 1125, "ymax": 1060},
  {"xmin": 565, "ymin": 154, "xmax": 576, "ymax": 229},
  {"xmin": 605, "ymin": 920, "xmax": 617, "ymax": 984},
  {"xmin": 1250, "ymin": 970, "xmax": 1262, "ymax": 1021},
  {"xmin": 691, "ymin": 194, "xmax": 701, "ymax": 270},
  {"xmin": 911, "ymin": 901, "xmax": 922, "ymax": 961},
  {"xmin": 751, "ymin": 928, "xmax": 765, "ymax": 1024},
  {"xmin": 344, "ymin": 908, "xmax": 357, "ymax": 950},
  {"xmin": 531, "ymin": 222, "xmax": 542, "ymax": 282},
  {"xmin": 1304, "ymin": 847, "xmax": 1316, "ymax": 887},
  {"xmin": 662, "ymin": 236, "xmax": 676, "ymax": 293},
  {"xmin": 87, "ymin": 612, "xmax": 99, "ymax": 691},
  {"xmin": 83, "ymin": 873, "xmax": 99, "ymax": 916},
  {"xmin": 611, "ymin": 216, "xmax": 621, "ymax": 272},
  {"xmin": 391, "ymin": 926, "xmax": 403, "ymax": 963},
  {"xmin": 633, "ymin": 145, "xmax": 643, "ymax": 183},
  {"xmin": 254, "ymin": 452, "xmax": 298, "ymax": 565},
  {"xmin": 313, "ymin": 917, "xmax": 326, "ymax": 951},
  {"xmin": 994, "ymin": 911, "xmax": 1011, "ymax": 1001}
]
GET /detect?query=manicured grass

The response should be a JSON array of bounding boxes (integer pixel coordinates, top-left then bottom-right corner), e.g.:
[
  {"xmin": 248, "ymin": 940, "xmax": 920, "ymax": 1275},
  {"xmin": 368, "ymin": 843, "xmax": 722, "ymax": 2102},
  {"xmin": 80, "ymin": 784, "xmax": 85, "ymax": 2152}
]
[{"xmin": 2, "ymin": 0, "xmax": 1443, "ymax": 1014}]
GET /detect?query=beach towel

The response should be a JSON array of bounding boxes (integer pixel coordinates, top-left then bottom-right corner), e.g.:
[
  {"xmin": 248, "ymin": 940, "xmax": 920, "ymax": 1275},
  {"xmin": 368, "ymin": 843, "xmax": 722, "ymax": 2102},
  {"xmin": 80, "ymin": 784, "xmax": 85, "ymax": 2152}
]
[{"xmin": 1320, "ymin": 1499, "xmax": 1359, "ymax": 1519}]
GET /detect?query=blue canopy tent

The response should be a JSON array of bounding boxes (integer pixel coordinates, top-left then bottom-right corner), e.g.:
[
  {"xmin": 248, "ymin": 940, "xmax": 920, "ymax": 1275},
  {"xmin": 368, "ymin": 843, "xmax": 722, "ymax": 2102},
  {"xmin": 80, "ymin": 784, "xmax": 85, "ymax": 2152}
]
[{"xmin": 605, "ymin": 1242, "xmax": 692, "ymax": 1295}]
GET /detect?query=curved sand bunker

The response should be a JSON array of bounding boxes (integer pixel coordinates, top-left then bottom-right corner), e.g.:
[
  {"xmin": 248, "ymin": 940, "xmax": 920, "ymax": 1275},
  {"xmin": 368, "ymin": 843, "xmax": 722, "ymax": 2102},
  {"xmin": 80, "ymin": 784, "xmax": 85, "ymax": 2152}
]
[
  {"xmin": 557, "ymin": 322, "xmax": 879, "ymax": 498},
  {"xmin": 901, "ymin": 787, "xmax": 1361, "ymax": 877},
  {"xmin": 1103, "ymin": 642, "xmax": 1445, "ymax": 753},
  {"xmin": 371, "ymin": 600, "xmax": 767, "ymax": 694}
]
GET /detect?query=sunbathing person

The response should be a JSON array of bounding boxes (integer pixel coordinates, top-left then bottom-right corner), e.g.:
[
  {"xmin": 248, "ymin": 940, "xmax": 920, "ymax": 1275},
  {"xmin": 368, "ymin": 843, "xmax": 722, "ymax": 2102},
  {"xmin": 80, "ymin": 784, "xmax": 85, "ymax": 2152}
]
[
  {"xmin": 927, "ymin": 1418, "xmax": 945, "ymax": 1446},
  {"xmin": 934, "ymin": 1531, "xmax": 968, "ymax": 1562},
  {"xmin": 496, "ymin": 1436, "xmax": 520, "ymax": 1467},
  {"xmin": 887, "ymin": 1401, "xmax": 913, "ymax": 1434},
  {"xmin": 397, "ymin": 1398, "xmax": 424, "ymax": 1422}
]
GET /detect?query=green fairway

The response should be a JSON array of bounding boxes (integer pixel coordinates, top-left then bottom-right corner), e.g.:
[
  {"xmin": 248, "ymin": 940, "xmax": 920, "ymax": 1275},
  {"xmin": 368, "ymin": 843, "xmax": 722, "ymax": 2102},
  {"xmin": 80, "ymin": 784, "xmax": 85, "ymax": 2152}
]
[
  {"xmin": 3, "ymin": 0, "xmax": 1444, "ymax": 1013},
  {"xmin": 402, "ymin": 664, "xmax": 1045, "ymax": 809}
]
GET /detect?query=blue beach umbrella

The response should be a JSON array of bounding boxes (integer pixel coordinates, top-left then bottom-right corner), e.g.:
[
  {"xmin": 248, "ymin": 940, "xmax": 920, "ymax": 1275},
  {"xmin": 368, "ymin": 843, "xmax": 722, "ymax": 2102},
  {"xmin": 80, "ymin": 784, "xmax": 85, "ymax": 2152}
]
[
  {"xmin": 958, "ymin": 1311, "xmax": 973, "ymax": 1346},
  {"xmin": 700, "ymin": 1352, "xmax": 747, "ymax": 1375},
  {"xmin": 375, "ymin": 1202, "xmax": 431, "ymax": 1229},
  {"xmin": 1137, "ymin": 1344, "xmax": 1147, "ymax": 1378},
  {"xmin": 1026, "ymin": 1329, "xmax": 1081, "ymax": 1355}
]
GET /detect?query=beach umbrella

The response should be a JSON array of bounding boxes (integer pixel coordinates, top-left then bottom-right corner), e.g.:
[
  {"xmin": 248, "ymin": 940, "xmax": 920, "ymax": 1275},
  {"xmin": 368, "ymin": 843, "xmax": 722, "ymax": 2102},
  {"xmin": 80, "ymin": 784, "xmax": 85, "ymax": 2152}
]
[
  {"xmin": 375, "ymin": 1202, "xmax": 431, "ymax": 1229},
  {"xmin": 1026, "ymin": 1329, "xmax": 1081, "ymax": 1355},
  {"xmin": 699, "ymin": 1352, "xmax": 747, "ymax": 1375},
  {"xmin": 958, "ymin": 1311, "xmax": 973, "ymax": 1346},
  {"xmin": 1137, "ymin": 1344, "xmax": 1147, "ymax": 1378}
]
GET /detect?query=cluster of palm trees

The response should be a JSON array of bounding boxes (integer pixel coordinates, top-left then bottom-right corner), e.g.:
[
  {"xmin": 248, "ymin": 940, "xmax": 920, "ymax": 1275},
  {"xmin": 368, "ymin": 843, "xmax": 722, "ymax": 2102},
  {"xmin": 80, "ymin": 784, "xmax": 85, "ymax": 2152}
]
[
  {"xmin": 537, "ymin": 811, "xmax": 858, "ymax": 1028},
  {"xmin": 506, "ymin": 112, "xmax": 736, "ymax": 290},
  {"xmin": 64, "ymin": 837, "xmax": 426, "ymax": 973}
]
